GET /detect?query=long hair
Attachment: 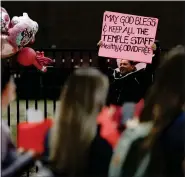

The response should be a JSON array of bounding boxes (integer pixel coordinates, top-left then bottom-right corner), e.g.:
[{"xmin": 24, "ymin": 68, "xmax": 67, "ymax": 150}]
[
  {"xmin": 49, "ymin": 68, "xmax": 109, "ymax": 176},
  {"xmin": 140, "ymin": 45, "xmax": 185, "ymax": 148}
]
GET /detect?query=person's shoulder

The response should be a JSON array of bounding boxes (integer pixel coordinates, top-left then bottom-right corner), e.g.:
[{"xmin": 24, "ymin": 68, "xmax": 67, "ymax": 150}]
[
  {"xmin": 109, "ymin": 122, "xmax": 152, "ymax": 177},
  {"xmin": 169, "ymin": 111, "xmax": 185, "ymax": 129},
  {"xmin": 89, "ymin": 130, "xmax": 113, "ymax": 160},
  {"xmin": 124, "ymin": 69, "xmax": 145, "ymax": 80},
  {"xmin": 161, "ymin": 112, "xmax": 185, "ymax": 147},
  {"xmin": 91, "ymin": 133, "xmax": 113, "ymax": 153},
  {"xmin": 87, "ymin": 133, "xmax": 113, "ymax": 176},
  {"xmin": 120, "ymin": 122, "xmax": 153, "ymax": 144},
  {"xmin": 178, "ymin": 111, "xmax": 185, "ymax": 120}
]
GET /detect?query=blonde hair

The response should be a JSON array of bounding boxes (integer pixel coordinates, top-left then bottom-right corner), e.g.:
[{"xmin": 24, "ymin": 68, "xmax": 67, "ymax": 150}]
[{"xmin": 50, "ymin": 68, "xmax": 109, "ymax": 176}]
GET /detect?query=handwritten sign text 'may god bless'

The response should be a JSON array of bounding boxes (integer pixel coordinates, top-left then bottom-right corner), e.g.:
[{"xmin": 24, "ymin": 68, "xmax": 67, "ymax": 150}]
[{"xmin": 98, "ymin": 11, "xmax": 159, "ymax": 63}]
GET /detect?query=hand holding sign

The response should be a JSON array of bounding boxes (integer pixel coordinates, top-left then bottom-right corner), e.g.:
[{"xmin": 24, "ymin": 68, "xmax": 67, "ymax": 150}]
[
  {"xmin": 98, "ymin": 11, "xmax": 158, "ymax": 63},
  {"xmin": 152, "ymin": 43, "xmax": 157, "ymax": 51},
  {"xmin": 97, "ymin": 40, "xmax": 103, "ymax": 46}
]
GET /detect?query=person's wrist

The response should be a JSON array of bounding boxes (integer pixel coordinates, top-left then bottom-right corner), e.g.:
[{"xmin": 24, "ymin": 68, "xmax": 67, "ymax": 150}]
[{"xmin": 97, "ymin": 40, "xmax": 102, "ymax": 46}]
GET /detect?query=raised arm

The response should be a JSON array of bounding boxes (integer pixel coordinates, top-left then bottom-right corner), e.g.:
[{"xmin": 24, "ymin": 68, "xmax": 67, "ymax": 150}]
[
  {"xmin": 145, "ymin": 41, "xmax": 161, "ymax": 75},
  {"xmin": 97, "ymin": 40, "xmax": 116, "ymax": 80}
]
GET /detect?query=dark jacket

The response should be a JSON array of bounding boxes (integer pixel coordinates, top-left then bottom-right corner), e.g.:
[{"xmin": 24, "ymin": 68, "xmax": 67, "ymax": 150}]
[
  {"xmin": 40, "ymin": 125, "xmax": 113, "ymax": 177},
  {"xmin": 108, "ymin": 52, "xmax": 160, "ymax": 105},
  {"xmin": 157, "ymin": 111, "xmax": 185, "ymax": 177},
  {"xmin": 97, "ymin": 44, "xmax": 161, "ymax": 106},
  {"xmin": 144, "ymin": 111, "xmax": 185, "ymax": 177}
]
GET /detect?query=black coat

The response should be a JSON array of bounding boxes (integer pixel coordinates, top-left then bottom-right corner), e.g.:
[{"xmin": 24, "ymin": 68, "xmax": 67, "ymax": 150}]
[
  {"xmin": 104, "ymin": 53, "xmax": 160, "ymax": 106},
  {"xmin": 97, "ymin": 41, "xmax": 161, "ymax": 106}
]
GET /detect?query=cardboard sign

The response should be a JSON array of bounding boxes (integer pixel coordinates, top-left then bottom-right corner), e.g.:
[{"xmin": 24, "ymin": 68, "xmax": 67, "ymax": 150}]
[
  {"xmin": 17, "ymin": 119, "xmax": 53, "ymax": 153},
  {"xmin": 98, "ymin": 11, "xmax": 158, "ymax": 63}
]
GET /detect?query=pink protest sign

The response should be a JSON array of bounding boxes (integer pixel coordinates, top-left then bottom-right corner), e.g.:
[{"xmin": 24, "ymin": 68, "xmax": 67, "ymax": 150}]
[{"xmin": 98, "ymin": 11, "xmax": 159, "ymax": 63}]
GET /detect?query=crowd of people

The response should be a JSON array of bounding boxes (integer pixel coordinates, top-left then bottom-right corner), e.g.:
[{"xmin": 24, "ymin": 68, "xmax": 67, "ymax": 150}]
[{"xmin": 1, "ymin": 43, "xmax": 185, "ymax": 177}]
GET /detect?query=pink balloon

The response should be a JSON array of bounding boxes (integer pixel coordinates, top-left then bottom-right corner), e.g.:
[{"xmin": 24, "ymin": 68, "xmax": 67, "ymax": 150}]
[
  {"xmin": 8, "ymin": 13, "xmax": 38, "ymax": 48},
  {"xmin": 0, "ymin": 7, "xmax": 10, "ymax": 33},
  {"xmin": 1, "ymin": 34, "xmax": 18, "ymax": 59},
  {"xmin": 17, "ymin": 47, "xmax": 47, "ymax": 72},
  {"xmin": 0, "ymin": 7, "xmax": 39, "ymax": 61}
]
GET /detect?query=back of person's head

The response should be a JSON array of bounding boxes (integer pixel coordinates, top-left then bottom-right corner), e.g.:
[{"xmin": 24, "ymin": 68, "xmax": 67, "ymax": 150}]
[
  {"xmin": 139, "ymin": 45, "xmax": 185, "ymax": 175},
  {"xmin": 50, "ymin": 67, "xmax": 109, "ymax": 175},
  {"xmin": 140, "ymin": 45, "xmax": 185, "ymax": 124},
  {"xmin": 1, "ymin": 61, "xmax": 16, "ymax": 109}
]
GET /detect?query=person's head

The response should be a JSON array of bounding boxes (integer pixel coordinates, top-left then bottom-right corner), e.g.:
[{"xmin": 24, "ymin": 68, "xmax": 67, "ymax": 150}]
[
  {"xmin": 50, "ymin": 67, "xmax": 109, "ymax": 175},
  {"xmin": 1, "ymin": 63, "xmax": 16, "ymax": 109},
  {"xmin": 116, "ymin": 59, "xmax": 135, "ymax": 74},
  {"xmin": 140, "ymin": 45, "xmax": 185, "ymax": 146}
]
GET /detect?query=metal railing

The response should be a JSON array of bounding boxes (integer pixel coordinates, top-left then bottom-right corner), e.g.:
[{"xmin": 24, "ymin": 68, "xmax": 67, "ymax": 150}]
[{"xmin": 2, "ymin": 48, "xmax": 168, "ymax": 176}]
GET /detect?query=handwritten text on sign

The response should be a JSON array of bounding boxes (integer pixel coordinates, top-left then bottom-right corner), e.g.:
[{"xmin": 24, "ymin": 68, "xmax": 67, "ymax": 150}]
[{"xmin": 98, "ymin": 11, "xmax": 158, "ymax": 63}]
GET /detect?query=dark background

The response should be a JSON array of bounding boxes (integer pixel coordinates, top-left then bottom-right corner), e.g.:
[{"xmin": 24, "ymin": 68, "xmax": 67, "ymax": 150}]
[
  {"xmin": 2, "ymin": 1, "xmax": 185, "ymax": 49},
  {"xmin": 2, "ymin": 1, "xmax": 185, "ymax": 99}
]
